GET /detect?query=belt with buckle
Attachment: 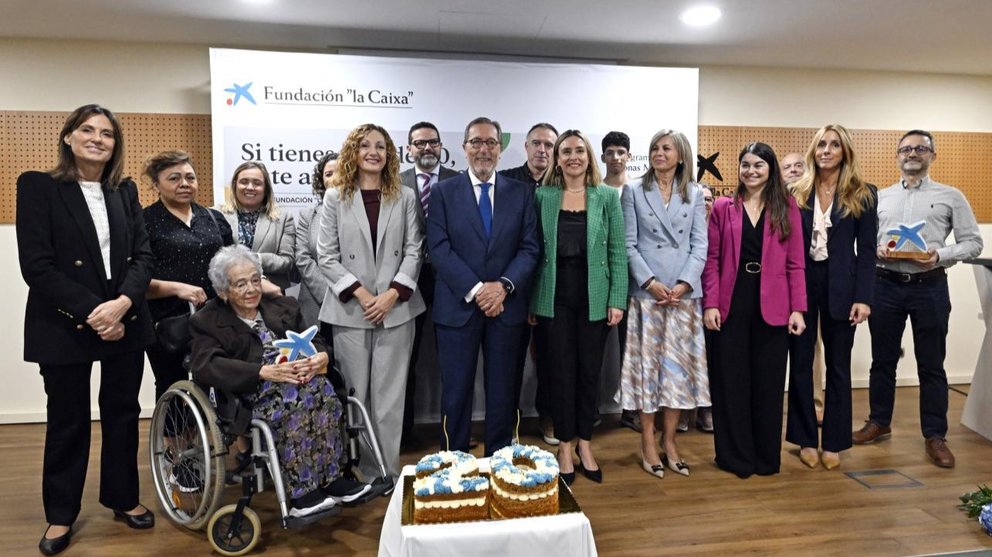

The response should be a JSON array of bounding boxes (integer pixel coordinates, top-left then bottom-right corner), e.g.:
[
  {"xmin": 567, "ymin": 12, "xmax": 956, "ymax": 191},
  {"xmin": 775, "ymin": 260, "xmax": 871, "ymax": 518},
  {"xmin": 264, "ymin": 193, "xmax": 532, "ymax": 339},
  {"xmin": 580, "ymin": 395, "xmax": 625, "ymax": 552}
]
[
  {"xmin": 743, "ymin": 261, "xmax": 761, "ymax": 274},
  {"xmin": 875, "ymin": 266, "xmax": 945, "ymax": 285}
]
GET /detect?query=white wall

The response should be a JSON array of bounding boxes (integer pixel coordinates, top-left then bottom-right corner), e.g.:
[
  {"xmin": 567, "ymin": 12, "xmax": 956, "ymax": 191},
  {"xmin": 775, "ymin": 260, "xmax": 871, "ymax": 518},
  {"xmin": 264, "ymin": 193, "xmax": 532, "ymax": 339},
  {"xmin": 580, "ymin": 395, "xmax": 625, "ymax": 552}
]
[{"xmin": 2, "ymin": 38, "xmax": 990, "ymax": 422}]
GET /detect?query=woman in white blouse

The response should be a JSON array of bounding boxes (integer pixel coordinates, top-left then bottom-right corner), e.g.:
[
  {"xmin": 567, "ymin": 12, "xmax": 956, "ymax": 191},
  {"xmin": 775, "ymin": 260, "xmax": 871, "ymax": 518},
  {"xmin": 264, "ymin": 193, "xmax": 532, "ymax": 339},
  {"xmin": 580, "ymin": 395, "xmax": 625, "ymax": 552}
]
[{"xmin": 786, "ymin": 124, "xmax": 877, "ymax": 470}]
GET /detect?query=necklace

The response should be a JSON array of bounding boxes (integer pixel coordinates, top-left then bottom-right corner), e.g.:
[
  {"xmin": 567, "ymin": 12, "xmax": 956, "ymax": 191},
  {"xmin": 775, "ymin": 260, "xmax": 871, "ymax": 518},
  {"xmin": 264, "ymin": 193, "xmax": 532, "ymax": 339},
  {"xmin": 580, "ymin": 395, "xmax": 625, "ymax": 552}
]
[{"xmin": 565, "ymin": 188, "xmax": 585, "ymax": 193}]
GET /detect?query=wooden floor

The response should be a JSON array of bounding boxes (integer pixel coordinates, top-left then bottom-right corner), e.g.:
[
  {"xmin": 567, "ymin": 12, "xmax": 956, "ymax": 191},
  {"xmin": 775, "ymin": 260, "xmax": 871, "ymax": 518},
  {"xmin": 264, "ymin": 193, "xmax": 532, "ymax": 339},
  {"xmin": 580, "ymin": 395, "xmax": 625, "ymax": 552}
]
[{"xmin": 2, "ymin": 387, "xmax": 991, "ymax": 556}]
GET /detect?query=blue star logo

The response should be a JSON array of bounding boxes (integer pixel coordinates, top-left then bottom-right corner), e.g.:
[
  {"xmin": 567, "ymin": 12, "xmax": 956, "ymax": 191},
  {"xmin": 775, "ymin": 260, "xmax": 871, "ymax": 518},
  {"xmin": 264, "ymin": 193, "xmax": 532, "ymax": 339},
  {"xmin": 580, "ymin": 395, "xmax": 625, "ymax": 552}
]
[
  {"xmin": 886, "ymin": 220, "xmax": 927, "ymax": 251},
  {"xmin": 273, "ymin": 325, "xmax": 319, "ymax": 361},
  {"xmin": 224, "ymin": 82, "xmax": 256, "ymax": 106}
]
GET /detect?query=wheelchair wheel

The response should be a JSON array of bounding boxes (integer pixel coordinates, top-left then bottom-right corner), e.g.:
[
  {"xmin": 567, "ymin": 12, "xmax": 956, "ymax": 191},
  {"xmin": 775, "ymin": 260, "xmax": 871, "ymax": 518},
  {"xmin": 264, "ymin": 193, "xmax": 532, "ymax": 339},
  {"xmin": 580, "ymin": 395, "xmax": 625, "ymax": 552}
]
[
  {"xmin": 149, "ymin": 380, "xmax": 227, "ymax": 530},
  {"xmin": 208, "ymin": 504, "xmax": 261, "ymax": 557}
]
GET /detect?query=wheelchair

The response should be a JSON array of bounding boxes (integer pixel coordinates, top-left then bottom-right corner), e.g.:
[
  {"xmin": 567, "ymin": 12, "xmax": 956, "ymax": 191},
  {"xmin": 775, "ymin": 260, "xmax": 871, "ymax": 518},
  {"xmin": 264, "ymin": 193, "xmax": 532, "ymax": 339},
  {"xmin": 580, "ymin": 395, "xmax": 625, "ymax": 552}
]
[{"xmin": 148, "ymin": 377, "xmax": 393, "ymax": 556}]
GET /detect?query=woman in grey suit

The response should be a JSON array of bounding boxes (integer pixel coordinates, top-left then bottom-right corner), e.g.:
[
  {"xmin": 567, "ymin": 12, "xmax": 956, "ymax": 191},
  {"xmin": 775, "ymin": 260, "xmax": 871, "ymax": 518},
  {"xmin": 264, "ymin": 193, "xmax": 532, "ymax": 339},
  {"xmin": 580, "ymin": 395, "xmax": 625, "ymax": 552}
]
[
  {"xmin": 317, "ymin": 124, "xmax": 425, "ymax": 479},
  {"xmin": 219, "ymin": 161, "xmax": 297, "ymax": 291},
  {"xmin": 295, "ymin": 151, "xmax": 339, "ymax": 328},
  {"xmin": 619, "ymin": 129, "xmax": 709, "ymax": 479}
]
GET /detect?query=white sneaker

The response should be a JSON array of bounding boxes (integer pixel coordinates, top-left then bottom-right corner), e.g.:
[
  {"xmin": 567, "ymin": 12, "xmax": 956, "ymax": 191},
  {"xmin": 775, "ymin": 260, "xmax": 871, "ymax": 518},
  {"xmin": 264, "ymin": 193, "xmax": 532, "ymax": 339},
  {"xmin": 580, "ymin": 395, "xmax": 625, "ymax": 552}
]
[{"xmin": 288, "ymin": 496, "xmax": 337, "ymax": 518}]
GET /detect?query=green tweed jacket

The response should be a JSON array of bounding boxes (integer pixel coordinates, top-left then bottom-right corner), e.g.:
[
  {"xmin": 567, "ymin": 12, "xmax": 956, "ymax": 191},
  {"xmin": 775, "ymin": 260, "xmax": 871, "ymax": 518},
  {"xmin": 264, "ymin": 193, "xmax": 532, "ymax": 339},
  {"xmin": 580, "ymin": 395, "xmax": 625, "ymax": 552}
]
[{"xmin": 530, "ymin": 184, "xmax": 628, "ymax": 320}]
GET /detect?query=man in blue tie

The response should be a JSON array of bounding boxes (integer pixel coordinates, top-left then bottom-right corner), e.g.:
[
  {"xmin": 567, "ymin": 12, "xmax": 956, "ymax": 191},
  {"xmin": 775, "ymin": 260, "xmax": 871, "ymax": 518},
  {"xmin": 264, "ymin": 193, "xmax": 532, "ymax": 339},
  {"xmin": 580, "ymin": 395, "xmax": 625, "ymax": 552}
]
[{"xmin": 426, "ymin": 117, "xmax": 540, "ymax": 455}]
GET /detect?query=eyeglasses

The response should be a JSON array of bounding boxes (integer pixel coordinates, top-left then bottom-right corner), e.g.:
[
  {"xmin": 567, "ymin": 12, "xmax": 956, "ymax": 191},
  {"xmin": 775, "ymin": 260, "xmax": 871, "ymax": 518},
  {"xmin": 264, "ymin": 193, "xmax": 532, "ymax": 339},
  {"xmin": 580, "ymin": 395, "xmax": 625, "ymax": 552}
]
[
  {"xmin": 466, "ymin": 138, "xmax": 500, "ymax": 149},
  {"xmin": 897, "ymin": 145, "xmax": 933, "ymax": 155},
  {"xmin": 231, "ymin": 277, "xmax": 262, "ymax": 293},
  {"xmin": 412, "ymin": 139, "xmax": 440, "ymax": 149}
]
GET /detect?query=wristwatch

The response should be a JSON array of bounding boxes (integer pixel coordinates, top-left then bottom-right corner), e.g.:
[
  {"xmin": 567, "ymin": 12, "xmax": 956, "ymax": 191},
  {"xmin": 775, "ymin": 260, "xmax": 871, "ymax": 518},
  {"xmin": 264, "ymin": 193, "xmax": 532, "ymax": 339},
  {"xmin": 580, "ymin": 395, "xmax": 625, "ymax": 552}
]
[{"xmin": 499, "ymin": 277, "xmax": 514, "ymax": 295}]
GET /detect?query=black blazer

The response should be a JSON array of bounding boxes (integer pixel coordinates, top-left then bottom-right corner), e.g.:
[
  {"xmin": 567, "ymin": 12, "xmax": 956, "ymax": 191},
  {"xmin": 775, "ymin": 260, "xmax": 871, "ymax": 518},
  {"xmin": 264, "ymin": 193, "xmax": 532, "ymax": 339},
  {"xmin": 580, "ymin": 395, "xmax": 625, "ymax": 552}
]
[
  {"xmin": 799, "ymin": 186, "xmax": 878, "ymax": 321},
  {"xmin": 16, "ymin": 171, "xmax": 155, "ymax": 365},
  {"xmin": 189, "ymin": 296, "xmax": 331, "ymax": 432}
]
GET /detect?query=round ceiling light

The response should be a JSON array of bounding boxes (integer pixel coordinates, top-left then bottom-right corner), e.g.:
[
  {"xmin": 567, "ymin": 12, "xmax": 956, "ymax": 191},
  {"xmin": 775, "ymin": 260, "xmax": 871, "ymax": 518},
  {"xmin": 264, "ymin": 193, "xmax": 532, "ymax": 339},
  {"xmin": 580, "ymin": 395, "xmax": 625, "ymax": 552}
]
[{"xmin": 680, "ymin": 5, "xmax": 722, "ymax": 27}]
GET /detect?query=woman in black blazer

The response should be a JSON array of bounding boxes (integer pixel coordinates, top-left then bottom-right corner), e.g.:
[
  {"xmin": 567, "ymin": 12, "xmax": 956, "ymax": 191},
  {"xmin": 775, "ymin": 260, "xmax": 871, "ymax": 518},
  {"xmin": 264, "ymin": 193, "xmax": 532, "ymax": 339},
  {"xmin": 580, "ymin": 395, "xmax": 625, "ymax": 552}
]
[
  {"xmin": 16, "ymin": 105, "xmax": 157, "ymax": 555},
  {"xmin": 786, "ymin": 124, "xmax": 877, "ymax": 470}
]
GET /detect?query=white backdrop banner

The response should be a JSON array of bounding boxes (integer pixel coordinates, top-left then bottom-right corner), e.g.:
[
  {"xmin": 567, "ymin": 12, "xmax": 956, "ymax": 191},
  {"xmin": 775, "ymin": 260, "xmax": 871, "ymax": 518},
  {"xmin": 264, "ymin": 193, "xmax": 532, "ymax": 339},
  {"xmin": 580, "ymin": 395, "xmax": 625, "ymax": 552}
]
[{"xmin": 209, "ymin": 48, "xmax": 699, "ymax": 214}]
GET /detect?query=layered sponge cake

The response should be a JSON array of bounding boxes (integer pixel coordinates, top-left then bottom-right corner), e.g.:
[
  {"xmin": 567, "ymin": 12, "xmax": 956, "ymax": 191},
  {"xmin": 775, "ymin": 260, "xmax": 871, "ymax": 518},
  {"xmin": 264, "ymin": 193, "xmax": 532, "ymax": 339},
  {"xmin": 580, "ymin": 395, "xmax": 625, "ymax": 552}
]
[
  {"xmin": 489, "ymin": 444, "xmax": 560, "ymax": 518},
  {"xmin": 412, "ymin": 451, "xmax": 490, "ymax": 524}
]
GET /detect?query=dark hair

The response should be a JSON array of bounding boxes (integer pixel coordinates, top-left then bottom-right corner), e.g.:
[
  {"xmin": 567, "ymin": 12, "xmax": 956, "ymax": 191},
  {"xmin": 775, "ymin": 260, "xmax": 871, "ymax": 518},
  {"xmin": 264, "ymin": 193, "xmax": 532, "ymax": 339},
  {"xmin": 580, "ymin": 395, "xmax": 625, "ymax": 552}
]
[
  {"xmin": 463, "ymin": 117, "xmax": 502, "ymax": 144},
  {"xmin": 312, "ymin": 150, "xmax": 340, "ymax": 196},
  {"xmin": 144, "ymin": 150, "xmax": 195, "ymax": 185},
  {"xmin": 408, "ymin": 121, "xmax": 440, "ymax": 145},
  {"xmin": 737, "ymin": 142, "xmax": 792, "ymax": 240},
  {"xmin": 51, "ymin": 104, "xmax": 126, "ymax": 189},
  {"xmin": 527, "ymin": 122, "xmax": 559, "ymax": 138},
  {"xmin": 601, "ymin": 131, "xmax": 630, "ymax": 152},
  {"xmin": 899, "ymin": 129, "xmax": 936, "ymax": 151}
]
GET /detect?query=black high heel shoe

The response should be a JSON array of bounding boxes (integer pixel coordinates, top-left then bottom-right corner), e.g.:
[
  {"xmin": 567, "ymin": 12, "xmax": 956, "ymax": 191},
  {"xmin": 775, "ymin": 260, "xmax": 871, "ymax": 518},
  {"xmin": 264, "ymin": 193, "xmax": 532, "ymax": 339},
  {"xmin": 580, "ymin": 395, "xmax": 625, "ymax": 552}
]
[
  {"xmin": 113, "ymin": 505, "xmax": 155, "ymax": 529},
  {"xmin": 575, "ymin": 449, "xmax": 603, "ymax": 483},
  {"xmin": 557, "ymin": 448, "xmax": 576, "ymax": 486},
  {"xmin": 39, "ymin": 525, "xmax": 72, "ymax": 556}
]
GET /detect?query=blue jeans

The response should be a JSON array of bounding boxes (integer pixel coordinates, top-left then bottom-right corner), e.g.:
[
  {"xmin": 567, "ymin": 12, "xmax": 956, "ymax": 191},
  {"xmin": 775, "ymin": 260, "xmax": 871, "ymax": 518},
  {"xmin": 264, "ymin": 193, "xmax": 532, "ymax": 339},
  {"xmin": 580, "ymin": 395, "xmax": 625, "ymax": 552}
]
[{"xmin": 867, "ymin": 273, "xmax": 951, "ymax": 438}]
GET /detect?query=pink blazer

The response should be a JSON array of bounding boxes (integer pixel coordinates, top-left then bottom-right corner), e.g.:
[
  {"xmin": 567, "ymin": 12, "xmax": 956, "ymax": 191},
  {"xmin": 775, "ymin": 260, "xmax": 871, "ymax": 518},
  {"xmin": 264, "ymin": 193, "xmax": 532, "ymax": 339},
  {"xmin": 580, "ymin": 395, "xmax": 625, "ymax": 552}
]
[{"xmin": 702, "ymin": 196, "xmax": 807, "ymax": 326}]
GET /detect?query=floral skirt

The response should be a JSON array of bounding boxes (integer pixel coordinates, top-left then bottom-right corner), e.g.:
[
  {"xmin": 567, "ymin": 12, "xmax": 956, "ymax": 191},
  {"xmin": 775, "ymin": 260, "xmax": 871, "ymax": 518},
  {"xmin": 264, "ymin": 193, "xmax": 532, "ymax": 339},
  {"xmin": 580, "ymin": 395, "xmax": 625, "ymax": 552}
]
[
  {"xmin": 617, "ymin": 297, "xmax": 710, "ymax": 413},
  {"xmin": 252, "ymin": 375, "xmax": 345, "ymax": 499}
]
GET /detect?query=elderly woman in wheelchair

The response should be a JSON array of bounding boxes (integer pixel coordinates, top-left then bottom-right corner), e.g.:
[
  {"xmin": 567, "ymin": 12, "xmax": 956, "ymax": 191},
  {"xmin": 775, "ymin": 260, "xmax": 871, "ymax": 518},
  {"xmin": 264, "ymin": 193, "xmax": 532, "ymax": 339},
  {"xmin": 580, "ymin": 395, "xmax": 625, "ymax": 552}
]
[{"xmin": 187, "ymin": 244, "xmax": 369, "ymax": 517}]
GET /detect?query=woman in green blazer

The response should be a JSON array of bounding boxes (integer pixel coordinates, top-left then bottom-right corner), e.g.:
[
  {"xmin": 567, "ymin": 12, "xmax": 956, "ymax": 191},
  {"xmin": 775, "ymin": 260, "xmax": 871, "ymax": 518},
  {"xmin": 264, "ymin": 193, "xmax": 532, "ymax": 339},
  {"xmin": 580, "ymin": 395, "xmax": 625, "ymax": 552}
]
[{"xmin": 529, "ymin": 130, "xmax": 627, "ymax": 485}]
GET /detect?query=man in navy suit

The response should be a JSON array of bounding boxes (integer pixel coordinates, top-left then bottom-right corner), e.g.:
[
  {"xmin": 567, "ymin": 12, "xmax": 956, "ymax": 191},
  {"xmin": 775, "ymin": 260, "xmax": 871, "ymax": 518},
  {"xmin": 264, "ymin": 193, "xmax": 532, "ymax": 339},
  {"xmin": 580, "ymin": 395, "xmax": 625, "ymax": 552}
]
[{"xmin": 426, "ymin": 116, "xmax": 540, "ymax": 455}]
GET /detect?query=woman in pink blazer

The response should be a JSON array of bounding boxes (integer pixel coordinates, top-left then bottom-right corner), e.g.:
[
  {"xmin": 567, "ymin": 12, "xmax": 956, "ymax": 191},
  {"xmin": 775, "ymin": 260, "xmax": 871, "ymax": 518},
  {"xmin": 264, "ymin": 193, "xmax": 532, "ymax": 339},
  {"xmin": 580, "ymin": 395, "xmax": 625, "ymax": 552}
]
[{"xmin": 702, "ymin": 142, "xmax": 807, "ymax": 478}]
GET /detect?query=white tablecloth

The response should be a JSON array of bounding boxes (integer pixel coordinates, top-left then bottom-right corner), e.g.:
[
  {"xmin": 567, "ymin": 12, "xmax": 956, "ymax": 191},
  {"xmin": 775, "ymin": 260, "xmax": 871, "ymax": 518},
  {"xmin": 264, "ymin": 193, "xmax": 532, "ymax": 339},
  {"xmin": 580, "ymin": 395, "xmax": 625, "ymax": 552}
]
[{"xmin": 377, "ymin": 461, "xmax": 598, "ymax": 557}]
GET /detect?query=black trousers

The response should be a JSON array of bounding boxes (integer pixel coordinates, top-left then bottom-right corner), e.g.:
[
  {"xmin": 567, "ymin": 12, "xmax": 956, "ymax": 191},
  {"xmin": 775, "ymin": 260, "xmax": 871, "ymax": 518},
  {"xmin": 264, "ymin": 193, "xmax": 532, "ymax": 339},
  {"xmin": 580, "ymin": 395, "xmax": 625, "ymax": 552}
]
[
  {"xmin": 402, "ymin": 279, "xmax": 433, "ymax": 442},
  {"xmin": 867, "ymin": 273, "xmax": 950, "ymax": 438},
  {"xmin": 146, "ymin": 341, "xmax": 189, "ymax": 401},
  {"xmin": 710, "ymin": 273, "xmax": 789, "ymax": 478},
  {"xmin": 536, "ymin": 307, "xmax": 608, "ymax": 443},
  {"xmin": 40, "ymin": 350, "xmax": 145, "ymax": 525},
  {"xmin": 786, "ymin": 261, "xmax": 855, "ymax": 452}
]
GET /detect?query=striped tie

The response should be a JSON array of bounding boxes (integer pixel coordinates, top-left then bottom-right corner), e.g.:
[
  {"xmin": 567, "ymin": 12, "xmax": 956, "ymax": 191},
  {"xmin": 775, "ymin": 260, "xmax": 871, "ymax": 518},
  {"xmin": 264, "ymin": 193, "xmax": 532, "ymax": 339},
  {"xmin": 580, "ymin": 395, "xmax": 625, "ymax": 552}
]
[{"xmin": 419, "ymin": 173, "xmax": 432, "ymax": 217}]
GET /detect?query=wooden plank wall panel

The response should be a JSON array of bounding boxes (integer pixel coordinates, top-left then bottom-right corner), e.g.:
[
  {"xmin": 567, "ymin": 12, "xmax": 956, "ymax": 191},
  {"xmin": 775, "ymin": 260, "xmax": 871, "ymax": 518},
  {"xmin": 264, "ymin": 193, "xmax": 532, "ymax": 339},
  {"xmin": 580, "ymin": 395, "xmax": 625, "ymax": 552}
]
[
  {"xmin": 696, "ymin": 126, "xmax": 991, "ymax": 221},
  {"xmin": 1, "ymin": 111, "xmax": 214, "ymax": 223},
  {"xmin": 2, "ymin": 114, "xmax": 989, "ymax": 222}
]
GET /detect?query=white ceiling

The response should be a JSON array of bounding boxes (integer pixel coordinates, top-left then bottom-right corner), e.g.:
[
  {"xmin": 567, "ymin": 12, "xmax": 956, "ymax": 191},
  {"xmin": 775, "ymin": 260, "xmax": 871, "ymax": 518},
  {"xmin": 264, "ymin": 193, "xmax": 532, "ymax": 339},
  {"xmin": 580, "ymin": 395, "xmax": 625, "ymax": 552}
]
[{"xmin": 4, "ymin": 0, "xmax": 991, "ymax": 75}]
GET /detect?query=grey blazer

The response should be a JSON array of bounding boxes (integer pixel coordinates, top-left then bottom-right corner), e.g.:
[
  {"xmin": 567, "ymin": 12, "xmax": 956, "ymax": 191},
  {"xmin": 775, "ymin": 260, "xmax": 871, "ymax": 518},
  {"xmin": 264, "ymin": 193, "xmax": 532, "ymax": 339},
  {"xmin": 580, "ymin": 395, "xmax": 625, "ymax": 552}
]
[
  {"xmin": 399, "ymin": 165, "xmax": 459, "ymax": 231},
  {"xmin": 220, "ymin": 210, "xmax": 297, "ymax": 290},
  {"xmin": 294, "ymin": 203, "xmax": 326, "ymax": 328},
  {"xmin": 316, "ymin": 186, "xmax": 425, "ymax": 329},
  {"xmin": 622, "ymin": 179, "xmax": 708, "ymax": 300}
]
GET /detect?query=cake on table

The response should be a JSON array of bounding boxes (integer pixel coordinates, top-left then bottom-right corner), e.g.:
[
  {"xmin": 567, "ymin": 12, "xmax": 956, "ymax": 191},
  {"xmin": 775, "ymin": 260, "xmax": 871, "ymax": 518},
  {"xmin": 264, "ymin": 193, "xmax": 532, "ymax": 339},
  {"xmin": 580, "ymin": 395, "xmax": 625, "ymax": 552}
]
[
  {"xmin": 412, "ymin": 450, "xmax": 490, "ymax": 524},
  {"xmin": 489, "ymin": 444, "xmax": 560, "ymax": 519}
]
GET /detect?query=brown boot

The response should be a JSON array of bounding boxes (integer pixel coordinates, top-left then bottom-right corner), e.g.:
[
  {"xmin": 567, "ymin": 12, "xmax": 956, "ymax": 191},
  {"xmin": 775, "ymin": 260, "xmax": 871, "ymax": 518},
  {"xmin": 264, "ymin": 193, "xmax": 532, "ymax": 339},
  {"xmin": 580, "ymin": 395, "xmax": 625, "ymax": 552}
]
[
  {"xmin": 852, "ymin": 421, "xmax": 891, "ymax": 445},
  {"xmin": 925, "ymin": 437, "xmax": 955, "ymax": 468}
]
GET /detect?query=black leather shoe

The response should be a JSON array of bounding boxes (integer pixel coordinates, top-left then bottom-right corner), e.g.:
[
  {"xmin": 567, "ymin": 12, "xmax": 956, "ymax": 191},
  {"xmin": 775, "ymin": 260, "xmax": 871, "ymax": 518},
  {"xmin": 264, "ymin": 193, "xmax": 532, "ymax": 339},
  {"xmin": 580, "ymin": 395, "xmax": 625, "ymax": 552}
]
[
  {"xmin": 113, "ymin": 506, "xmax": 155, "ymax": 529},
  {"xmin": 39, "ymin": 525, "xmax": 72, "ymax": 556},
  {"xmin": 560, "ymin": 471, "xmax": 576, "ymax": 486}
]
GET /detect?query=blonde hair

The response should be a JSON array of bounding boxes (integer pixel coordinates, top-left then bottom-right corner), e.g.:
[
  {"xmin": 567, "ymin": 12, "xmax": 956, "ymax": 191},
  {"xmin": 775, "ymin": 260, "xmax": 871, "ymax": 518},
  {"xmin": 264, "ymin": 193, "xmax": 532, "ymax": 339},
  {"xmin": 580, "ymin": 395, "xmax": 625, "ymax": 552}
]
[
  {"xmin": 542, "ymin": 130, "xmax": 603, "ymax": 188},
  {"xmin": 791, "ymin": 124, "xmax": 872, "ymax": 218},
  {"xmin": 331, "ymin": 124, "xmax": 401, "ymax": 202},
  {"xmin": 222, "ymin": 161, "xmax": 280, "ymax": 219},
  {"xmin": 641, "ymin": 129, "xmax": 695, "ymax": 203}
]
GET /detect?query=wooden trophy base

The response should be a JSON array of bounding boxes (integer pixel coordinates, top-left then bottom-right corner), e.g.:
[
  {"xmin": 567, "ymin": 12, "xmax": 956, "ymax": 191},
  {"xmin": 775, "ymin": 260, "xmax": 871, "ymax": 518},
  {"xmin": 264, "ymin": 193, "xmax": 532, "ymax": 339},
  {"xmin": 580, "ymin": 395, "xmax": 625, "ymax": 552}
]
[{"xmin": 887, "ymin": 250, "xmax": 931, "ymax": 260}]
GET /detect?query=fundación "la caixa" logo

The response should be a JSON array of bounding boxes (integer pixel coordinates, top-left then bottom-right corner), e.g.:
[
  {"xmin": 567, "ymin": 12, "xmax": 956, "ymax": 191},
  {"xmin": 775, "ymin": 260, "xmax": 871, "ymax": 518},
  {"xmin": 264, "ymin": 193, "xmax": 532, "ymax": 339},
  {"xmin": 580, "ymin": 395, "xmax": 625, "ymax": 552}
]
[{"xmin": 224, "ymin": 82, "xmax": 256, "ymax": 106}]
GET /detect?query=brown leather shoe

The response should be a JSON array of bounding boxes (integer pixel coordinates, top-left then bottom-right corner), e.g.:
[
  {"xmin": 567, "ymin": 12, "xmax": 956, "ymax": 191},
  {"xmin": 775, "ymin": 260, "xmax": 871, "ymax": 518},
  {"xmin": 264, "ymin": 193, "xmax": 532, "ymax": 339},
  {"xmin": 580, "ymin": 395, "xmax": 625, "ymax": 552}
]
[
  {"xmin": 925, "ymin": 437, "xmax": 955, "ymax": 468},
  {"xmin": 852, "ymin": 421, "xmax": 891, "ymax": 444}
]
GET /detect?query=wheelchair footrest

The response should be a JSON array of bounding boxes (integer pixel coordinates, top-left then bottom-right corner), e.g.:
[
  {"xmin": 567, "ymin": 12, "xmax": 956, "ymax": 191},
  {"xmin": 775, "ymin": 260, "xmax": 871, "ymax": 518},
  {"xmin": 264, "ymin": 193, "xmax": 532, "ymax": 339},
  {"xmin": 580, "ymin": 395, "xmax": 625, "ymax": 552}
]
[
  {"xmin": 283, "ymin": 504, "xmax": 342, "ymax": 529},
  {"xmin": 351, "ymin": 476, "xmax": 394, "ymax": 504}
]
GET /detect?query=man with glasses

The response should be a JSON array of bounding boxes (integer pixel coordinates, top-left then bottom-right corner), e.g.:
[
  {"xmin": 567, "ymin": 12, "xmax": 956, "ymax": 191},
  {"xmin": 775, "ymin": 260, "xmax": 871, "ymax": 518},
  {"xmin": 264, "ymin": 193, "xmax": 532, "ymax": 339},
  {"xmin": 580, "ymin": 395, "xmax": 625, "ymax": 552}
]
[
  {"xmin": 399, "ymin": 122, "xmax": 459, "ymax": 449},
  {"xmin": 426, "ymin": 116, "xmax": 540, "ymax": 455},
  {"xmin": 852, "ymin": 130, "xmax": 983, "ymax": 468},
  {"xmin": 500, "ymin": 122, "xmax": 558, "ymax": 188}
]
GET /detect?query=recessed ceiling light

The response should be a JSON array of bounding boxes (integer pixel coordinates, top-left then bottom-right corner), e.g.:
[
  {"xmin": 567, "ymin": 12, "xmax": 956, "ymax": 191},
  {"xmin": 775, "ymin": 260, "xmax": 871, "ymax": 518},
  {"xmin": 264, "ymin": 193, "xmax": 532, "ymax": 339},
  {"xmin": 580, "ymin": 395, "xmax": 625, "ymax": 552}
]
[{"xmin": 680, "ymin": 5, "xmax": 722, "ymax": 27}]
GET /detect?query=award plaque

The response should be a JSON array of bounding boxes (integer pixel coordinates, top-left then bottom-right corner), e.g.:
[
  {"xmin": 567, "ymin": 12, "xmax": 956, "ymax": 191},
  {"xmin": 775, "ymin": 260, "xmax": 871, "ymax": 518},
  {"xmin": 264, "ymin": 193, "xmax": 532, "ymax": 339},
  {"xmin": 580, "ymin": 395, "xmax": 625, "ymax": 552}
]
[{"xmin": 884, "ymin": 220, "xmax": 931, "ymax": 260}]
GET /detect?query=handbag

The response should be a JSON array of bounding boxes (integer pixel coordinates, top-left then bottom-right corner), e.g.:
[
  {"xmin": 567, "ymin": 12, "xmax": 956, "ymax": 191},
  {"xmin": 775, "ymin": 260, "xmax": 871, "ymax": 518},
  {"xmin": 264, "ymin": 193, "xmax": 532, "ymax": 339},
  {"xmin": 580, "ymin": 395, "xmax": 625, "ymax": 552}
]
[{"xmin": 154, "ymin": 302, "xmax": 196, "ymax": 354}]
